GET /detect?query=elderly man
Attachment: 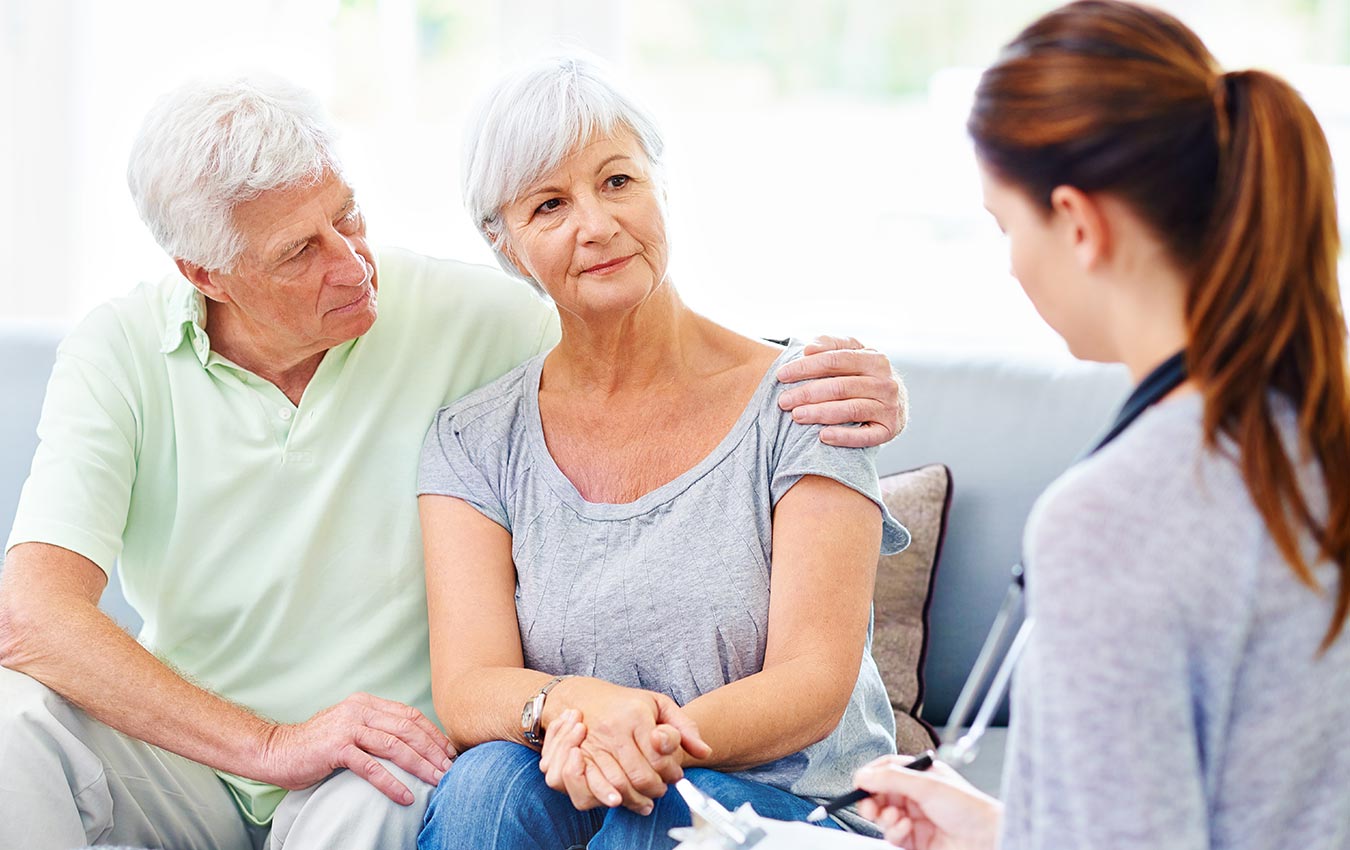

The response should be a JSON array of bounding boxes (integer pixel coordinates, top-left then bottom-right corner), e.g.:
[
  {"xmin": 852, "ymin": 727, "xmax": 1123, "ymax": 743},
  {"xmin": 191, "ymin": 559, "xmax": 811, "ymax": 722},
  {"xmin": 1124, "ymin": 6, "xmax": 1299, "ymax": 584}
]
[{"xmin": 0, "ymin": 76, "xmax": 906, "ymax": 850}]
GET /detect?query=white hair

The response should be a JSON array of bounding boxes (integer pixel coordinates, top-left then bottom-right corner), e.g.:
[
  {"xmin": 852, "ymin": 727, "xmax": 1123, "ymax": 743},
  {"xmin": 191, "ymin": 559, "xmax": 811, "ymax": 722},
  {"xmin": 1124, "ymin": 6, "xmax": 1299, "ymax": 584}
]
[
  {"xmin": 461, "ymin": 55, "xmax": 666, "ymax": 282},
  {"xmin": 126, "ymin": 75, "xmax": 342, "ymax": 272}
]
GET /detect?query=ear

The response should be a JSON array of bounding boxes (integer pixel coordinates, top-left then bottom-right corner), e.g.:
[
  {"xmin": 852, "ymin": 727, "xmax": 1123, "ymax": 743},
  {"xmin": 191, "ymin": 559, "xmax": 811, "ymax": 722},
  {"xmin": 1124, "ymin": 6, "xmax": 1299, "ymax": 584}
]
[
  {"xmin": 1049, "ymin": 185, "xmax": 1110, "ymax": 271},
  {"xmin": 175, "ymin": 259, "xmax": 231, "ymax": 304},
  {"xmin": 488, "ymin": 229, "xmax": 531, "ymax": 280}
]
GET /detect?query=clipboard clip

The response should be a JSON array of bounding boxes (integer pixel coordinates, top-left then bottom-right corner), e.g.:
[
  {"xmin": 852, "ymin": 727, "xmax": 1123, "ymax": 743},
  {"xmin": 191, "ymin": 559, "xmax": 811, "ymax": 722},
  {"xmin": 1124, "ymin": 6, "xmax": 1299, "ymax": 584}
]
[{"xmin": 668, "ymin": 778, "xmax": 769, "ymax": 849}]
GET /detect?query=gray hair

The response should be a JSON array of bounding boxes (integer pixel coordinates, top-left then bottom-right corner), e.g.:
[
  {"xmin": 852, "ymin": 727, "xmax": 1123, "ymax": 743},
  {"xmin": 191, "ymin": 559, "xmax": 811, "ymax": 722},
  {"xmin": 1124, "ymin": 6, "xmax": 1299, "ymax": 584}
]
[
  {"xmin": 126, "ymin": 75, "xmax": 342, "ymax": 272},
  {"xmin": 461, "ymin": 55, "xmax": 666, "ymax": 281}
]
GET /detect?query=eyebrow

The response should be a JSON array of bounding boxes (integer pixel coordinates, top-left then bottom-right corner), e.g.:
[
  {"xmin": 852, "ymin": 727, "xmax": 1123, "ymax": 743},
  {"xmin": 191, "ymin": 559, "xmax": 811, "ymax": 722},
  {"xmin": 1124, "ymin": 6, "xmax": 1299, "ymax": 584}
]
[
  {"xmin": 521, "ymin": 155, "xmax": 636, "ymax": 201},
  {"xmin": 268, "ymin": 194, "xmax": 358, "ymax": 263}
]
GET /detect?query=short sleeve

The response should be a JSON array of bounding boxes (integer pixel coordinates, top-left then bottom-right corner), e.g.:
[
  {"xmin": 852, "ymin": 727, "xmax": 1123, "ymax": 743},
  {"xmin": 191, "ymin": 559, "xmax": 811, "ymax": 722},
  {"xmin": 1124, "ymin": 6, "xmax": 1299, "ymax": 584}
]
[
  {"xmin": 417, "ymin": 407, "xmax": 511, "ymax": 531},
  {"xmin": 5, "ymin": 313, "xmax": 140, "ymax": 574},
  {"xmin": 768, "ymin": 386, "xmax": 909, "ymax": 555}
]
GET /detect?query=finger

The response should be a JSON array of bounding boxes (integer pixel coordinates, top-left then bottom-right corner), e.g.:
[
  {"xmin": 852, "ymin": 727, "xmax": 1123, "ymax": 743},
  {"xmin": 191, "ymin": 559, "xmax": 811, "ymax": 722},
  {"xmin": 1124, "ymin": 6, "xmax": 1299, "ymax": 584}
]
[
  {"xmin": 883, "ymin": 817, "xmax": 914, "ymax": 847},
  {"xmin": 856, "ymin": 796, "xmax": 880, "ymax": 821},
  {"xmin": 606, "ymin": 730, "xmax": 666, "ymax": 799},
  {"xmin": 546, "ymin": 738, "xmax": 583, "ymax": 792},
  {"xmin": 541, "ymin": 713, "xmax": 585, "ymax": 774},
  {"xmin": 778, "ymin": 375, "xmax": 893, "ymax": 412},
  {"xmin": 776, "ymin": 347, "xmax": 887, "ymax": 385},
  {"xmin": 562, "ymin": 748, "xmax": 603, "ymax": 810},
  {"xmin": 539, "ymin": 710, "xmax": 570, "ymax": 770},
  {"xmin": 819, "ymin": 421, "xmax": 895, "ymax": 448},
  {"xmin": 654, "ymin": 698, "xmax": 712, "ymax": 759},
  {"xmin": 365, "ymin": 708, "xmax": 454, "ymax": 772},
  {"xmin": 340, "ymin": 745, "xmax": 415, "ymax": 805},
  {"xmin": 361, "ymin": 694, "xmax": 455, "ymax": 757},
  {"xmin": 802, "ymin": 335, "xmax": 865, "ymax": 355},
  {"xmin": 644, "ymin": 725, "xmax": 685, "ymax": 784},
  {"xmin": 586, "ymin": 745, "xmax": 653, "ymax": 811},
  {"xmin": 354, "ymin": 726, "xmax": 443, "ymax": 788}
]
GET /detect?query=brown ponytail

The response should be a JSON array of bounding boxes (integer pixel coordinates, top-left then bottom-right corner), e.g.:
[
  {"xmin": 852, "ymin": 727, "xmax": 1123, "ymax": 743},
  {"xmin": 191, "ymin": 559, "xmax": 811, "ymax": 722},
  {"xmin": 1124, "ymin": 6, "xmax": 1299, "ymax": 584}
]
[{"xmin": 969, "ymin": 0, "xmax": 1350, "ymax": 647}]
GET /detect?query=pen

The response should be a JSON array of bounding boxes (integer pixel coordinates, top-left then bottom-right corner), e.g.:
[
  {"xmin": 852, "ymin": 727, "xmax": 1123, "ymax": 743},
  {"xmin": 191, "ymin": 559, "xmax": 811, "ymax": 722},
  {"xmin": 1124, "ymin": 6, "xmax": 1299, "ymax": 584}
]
[{"xmin": 805, "ymin": 751, "xmax": 935, "ymax": 823}]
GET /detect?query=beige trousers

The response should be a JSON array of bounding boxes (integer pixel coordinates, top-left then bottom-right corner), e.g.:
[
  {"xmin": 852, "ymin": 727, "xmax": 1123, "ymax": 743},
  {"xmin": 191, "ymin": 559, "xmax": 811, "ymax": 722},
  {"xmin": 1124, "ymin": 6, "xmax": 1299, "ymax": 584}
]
[{"xmin": 0, "ymin": 667, "xmax": 433, "ymax": 850}]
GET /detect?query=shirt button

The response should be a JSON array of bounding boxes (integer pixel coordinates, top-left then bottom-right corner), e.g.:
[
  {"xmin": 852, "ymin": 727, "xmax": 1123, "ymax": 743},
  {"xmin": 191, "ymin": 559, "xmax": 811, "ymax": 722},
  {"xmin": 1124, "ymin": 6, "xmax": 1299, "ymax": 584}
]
[{"xmin": 279, "ymin": 409, "xmax": 293, "ymax": 421}]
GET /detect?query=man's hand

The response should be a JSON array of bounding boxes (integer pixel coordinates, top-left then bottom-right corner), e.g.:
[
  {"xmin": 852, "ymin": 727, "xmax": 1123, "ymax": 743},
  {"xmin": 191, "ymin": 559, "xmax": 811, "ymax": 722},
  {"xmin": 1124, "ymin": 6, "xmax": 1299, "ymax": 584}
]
[
  {"xmin": 257, "ymin": 692, "xmax": 455, "ymax": 805},
  {"xmin": 776, "ymin": 335, "xmax": 907, "ymax": 448}
]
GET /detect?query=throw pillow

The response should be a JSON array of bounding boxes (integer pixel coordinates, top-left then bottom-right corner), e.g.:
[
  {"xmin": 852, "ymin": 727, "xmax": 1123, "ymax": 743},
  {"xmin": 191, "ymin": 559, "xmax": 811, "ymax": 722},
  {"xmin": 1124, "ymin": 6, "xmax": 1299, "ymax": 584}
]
[{"xmin": 873, "ymin": 463, "xmax": 951, "ymax": 754}]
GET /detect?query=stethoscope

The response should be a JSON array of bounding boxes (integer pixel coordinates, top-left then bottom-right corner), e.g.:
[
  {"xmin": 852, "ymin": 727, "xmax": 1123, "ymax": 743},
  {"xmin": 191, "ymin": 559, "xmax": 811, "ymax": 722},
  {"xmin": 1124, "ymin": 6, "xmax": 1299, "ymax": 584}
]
[{"xmin": 938, "ymin": 350, "xmax": 1189, "ymax": 765}]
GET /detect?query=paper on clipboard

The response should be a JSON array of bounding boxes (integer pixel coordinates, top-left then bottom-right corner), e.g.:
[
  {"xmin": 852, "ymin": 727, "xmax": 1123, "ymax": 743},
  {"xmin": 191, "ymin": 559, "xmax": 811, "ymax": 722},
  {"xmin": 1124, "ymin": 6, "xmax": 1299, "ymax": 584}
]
[{"xmin": 669, "ymin": 779, "xmax": 888, "ymax": 849}]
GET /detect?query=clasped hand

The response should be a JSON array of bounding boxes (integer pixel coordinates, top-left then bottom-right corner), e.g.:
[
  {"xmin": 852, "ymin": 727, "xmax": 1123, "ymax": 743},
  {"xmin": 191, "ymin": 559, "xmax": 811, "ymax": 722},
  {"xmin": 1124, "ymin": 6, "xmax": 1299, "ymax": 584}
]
[{"xmin": 536, "ymin": 678, "xmax": 711, "ymax": 815}]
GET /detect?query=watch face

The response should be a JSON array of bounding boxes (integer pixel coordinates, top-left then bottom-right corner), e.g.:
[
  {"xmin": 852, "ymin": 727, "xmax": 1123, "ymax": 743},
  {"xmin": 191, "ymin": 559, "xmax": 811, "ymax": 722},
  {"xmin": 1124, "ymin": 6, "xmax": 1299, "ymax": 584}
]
[{"xmin": 522, "ymin": 693, "xmax": 544, "ymax": 744}]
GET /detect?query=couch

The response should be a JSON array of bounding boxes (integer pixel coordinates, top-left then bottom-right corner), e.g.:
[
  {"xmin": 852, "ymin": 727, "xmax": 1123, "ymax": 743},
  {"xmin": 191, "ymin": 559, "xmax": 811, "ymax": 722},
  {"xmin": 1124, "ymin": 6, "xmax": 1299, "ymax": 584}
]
[{"xmin": 0, "ymin": 320, "xmax": 1131, "ymax": 796}]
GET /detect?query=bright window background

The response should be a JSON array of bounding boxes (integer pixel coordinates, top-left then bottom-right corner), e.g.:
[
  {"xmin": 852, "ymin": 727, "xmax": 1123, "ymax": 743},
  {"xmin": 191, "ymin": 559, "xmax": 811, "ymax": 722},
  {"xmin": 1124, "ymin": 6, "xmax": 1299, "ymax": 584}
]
[{"xmin": 3, "ymin": 0, "xmax": 1348, "ymax": 360}]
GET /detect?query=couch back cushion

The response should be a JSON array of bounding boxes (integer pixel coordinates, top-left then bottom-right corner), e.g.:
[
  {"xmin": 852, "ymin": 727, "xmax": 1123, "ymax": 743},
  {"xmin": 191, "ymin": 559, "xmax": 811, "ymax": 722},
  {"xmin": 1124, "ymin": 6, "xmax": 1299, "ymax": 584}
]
[{"xmin": 877, "ymin": 350, "xmax": 1130, "ymax": 727}]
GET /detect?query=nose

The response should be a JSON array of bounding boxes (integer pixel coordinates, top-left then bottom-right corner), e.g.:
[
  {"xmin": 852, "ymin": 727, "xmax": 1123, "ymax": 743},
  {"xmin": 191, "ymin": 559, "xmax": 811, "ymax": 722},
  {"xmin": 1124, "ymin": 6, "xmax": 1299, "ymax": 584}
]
[
  {"xmin": 327, "ymin": 234, "xmax": 371, "ymax": 288},
  {"xmin": 574, "ymin": 193, "xmax": 619, "ymax": 245}
]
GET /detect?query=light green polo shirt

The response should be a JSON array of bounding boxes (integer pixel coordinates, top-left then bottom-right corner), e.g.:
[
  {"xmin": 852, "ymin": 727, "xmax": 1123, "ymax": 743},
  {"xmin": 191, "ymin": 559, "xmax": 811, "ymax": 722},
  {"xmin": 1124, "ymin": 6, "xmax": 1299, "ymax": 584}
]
[{"xmin": 6, "ymin": 247, "xmax": 559, "ymax": 824}]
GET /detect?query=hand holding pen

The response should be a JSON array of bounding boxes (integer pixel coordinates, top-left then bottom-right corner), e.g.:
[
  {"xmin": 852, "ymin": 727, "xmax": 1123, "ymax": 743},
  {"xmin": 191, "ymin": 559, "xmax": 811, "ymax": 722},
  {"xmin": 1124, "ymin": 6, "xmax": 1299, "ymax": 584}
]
[{"xmin": 850, "ymin": 754, "xmax": 1002, "ymax": 849}]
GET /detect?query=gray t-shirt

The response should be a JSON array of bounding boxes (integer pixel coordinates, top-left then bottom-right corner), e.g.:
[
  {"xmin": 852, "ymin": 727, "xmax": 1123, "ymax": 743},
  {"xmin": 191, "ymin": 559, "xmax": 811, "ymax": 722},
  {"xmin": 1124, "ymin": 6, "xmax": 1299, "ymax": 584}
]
[
  {"xmin": 418, "ymin": 343, "xmax": 908, "ymax": 824},
  {"xmin": 1003, "ymin": 393, "xmax": 1350, "ymax": 850}
]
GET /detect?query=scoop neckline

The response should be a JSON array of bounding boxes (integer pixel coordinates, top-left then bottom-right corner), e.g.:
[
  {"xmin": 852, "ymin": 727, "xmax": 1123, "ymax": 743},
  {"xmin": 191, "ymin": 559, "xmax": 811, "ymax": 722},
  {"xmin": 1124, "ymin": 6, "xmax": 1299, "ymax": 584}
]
[{"xmin": 523, "ymin": 343, "xmax": 796, "ymax": 521}]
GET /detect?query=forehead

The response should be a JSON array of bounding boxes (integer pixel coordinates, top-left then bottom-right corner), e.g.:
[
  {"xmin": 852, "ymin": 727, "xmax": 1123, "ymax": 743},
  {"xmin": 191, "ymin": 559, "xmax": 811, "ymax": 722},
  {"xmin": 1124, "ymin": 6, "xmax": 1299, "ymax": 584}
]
[
  {"xmin": 231, "ymin": 170, "xmax": 354, "ymax": 246},
  {"xmin": 529, "ymin": 128, "xmax": 647, "ymax": 186}
]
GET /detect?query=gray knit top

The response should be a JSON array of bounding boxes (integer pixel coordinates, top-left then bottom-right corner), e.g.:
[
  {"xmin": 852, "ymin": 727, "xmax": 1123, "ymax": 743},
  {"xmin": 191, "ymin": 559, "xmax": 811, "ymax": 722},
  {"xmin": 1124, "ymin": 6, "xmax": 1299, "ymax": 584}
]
[
  {"xmin": 418, "ymin": 343, "xmax": 908, "ymax": 828},
  {"xmin": 1002, "ymin": 393, "xmax": 1350, "ymax": 850}
]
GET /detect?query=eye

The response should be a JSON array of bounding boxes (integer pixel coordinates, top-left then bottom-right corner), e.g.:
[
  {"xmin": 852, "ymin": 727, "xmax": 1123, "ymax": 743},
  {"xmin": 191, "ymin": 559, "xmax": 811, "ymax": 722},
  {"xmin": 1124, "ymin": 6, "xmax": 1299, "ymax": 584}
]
[
  {"xmin": 337, "ymin": 206, "xmax": 362, "ymax": 231},
  {"xmin": 536, "ymin": 198, "xmax": 563, "ymax": 215},
  {"xmin": 286, "ymin": 244, "xmax": 311, "ymax": 263},
  {"xmin": 605, "ymin": 174, "xmax": 630, "ymax": 189}
]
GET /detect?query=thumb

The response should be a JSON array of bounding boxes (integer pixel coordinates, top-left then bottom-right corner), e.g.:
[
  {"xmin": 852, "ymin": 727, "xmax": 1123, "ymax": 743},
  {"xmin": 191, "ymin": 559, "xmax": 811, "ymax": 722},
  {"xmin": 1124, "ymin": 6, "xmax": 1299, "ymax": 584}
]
[
  {"xmin": 855, "ymin": 757, "xmax": 993, "ymax": 819},
  {"xmin": 655, "ymin": 697, "xmax": 712, "ymax": 759}
]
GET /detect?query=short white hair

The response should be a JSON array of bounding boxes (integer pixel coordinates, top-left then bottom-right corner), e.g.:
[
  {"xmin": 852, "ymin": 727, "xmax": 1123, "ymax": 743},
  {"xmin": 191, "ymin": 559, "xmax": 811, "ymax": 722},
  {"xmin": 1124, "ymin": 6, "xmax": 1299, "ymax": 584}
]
[
  {"xmin": 127, "ymin": 75, "xmax": 342, "ymax": 272},
  {"xmin": 461, "ymin": 55, "xmax": 666, "ymax": 280}
]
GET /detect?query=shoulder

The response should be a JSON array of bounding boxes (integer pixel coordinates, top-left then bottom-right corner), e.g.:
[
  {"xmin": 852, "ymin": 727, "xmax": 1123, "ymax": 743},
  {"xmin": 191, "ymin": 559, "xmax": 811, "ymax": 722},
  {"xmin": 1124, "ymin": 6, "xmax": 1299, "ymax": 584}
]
[
  {"xmin": 1025, "ymin": 395, "xmax": 1260, "ymax": 606},
  {"xmin": 60, "ymin": 277, "xmax": 174, "ymax": 358},
  {"xmin": 430, "ymin": 356, "xmax": 539, "ymax": 449},
  {"xmin": 53, "ymin": 275, "xmax": 184, "ymax": 396},
  {"xmin": 375, "ymin": 247, "xmax": 555, "ymax": 331}
]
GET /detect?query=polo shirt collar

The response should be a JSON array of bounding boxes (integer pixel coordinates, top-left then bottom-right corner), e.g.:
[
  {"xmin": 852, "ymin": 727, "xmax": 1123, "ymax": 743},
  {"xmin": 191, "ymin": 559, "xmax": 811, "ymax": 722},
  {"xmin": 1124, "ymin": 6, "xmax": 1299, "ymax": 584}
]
[{"xmin": 159, "ymin": 280, "xmax": 212, "ymax": 366}]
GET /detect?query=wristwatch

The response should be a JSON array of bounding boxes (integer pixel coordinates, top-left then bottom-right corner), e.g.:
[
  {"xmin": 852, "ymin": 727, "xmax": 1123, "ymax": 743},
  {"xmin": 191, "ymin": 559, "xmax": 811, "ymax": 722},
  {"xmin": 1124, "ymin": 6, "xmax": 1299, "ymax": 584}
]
[{"xmin": 521, "ymin": 674, "xmax": 572, "ymax": 746}]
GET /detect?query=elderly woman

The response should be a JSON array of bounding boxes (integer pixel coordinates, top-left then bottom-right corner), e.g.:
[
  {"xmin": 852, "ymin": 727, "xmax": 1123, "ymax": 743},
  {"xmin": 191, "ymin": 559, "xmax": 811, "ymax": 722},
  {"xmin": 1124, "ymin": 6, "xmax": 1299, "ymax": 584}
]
[{"xmin": 416, "ymin": 57, "xmax": 908, "ymax": 850}]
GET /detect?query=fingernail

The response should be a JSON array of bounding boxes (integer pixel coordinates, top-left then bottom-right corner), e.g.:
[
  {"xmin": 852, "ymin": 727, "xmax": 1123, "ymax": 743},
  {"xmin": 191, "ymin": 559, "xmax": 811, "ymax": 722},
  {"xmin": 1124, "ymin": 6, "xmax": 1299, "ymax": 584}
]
[
  {"xmin": 441, "ymin": 757, "xmax": 452, "ymax": 770},
  {"xmin": 403, "ymin": 791, "xmax": 414, "ymax": 805},
  {"xmin": 433, "ymin": 769, "xmax": 444, "ymax": 783},
  {"xmin": 608, "ymin": 794, "xmax": 621, "ymax": 806}
]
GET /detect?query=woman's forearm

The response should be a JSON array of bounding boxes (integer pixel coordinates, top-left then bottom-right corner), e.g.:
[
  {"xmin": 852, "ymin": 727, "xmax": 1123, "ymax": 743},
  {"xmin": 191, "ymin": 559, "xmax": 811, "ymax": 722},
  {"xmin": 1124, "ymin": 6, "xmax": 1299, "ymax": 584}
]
[
  {"xmin": 679, "ymin": 652, "xmax": 858, "ymax": 772},
  {"xmin": 434, "ymin": 667, "xmax": 558, "ymax": 752}
]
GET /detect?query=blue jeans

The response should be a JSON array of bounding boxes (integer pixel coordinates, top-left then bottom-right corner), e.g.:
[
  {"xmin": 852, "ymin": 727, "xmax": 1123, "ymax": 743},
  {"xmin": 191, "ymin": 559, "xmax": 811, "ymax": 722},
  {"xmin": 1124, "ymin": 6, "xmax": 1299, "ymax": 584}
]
[{"xmin": 419, "ymin": 741, "xmax": 844, "ymax": 850}]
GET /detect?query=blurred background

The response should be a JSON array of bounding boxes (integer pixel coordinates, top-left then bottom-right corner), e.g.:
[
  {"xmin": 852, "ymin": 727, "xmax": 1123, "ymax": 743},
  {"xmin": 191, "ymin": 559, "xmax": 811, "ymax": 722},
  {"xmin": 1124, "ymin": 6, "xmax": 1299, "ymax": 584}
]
[{"xmin": 3, "ymin": 0, "xmax": 1348, "ymax": 359}]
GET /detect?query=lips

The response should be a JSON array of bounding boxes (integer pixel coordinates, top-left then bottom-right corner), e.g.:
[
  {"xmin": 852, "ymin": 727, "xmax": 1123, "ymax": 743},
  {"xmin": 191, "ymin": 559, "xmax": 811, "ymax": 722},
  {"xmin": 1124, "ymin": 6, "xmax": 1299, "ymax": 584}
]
[
  {"xmin": 581, "ymin": 255, "xmax": 633, "ymax": 275},
  {"xmin": 328, "ymin": 286, "xmax": 371, "ymax": 314}
]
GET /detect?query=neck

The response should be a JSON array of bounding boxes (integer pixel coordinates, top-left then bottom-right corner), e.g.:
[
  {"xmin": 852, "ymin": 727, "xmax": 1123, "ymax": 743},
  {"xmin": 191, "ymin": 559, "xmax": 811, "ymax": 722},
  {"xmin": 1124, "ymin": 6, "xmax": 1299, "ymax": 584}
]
[
  {"xmin": 1100, "ymin": 263, "xmax": 1191, "ymax": 386},
  {"xmin": 204, "ymin": 301, "xmax": 327, "ymax": 404},
  {"xmin": 546, "ymin": 283, "xmax": 703, "ymax": 395}
]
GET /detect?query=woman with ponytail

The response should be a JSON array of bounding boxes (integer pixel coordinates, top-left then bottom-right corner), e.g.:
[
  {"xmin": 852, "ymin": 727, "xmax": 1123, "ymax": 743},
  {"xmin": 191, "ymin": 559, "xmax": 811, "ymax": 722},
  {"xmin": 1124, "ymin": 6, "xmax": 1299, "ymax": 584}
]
[{"xmin": 852, "ymin": 2, "xmax": 1350, "ymax": 848}]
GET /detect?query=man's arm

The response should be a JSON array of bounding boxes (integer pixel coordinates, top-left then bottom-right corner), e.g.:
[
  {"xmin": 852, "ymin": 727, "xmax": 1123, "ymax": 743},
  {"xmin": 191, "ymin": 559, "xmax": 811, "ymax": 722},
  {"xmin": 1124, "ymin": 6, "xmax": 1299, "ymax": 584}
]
[
  {"xmin": 776, "ymin": 336, "xmax": 908, "ymax": 448},
  {"xmin": 0, "ymin": 543, "xmax": 452, "ymax": 805}
]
